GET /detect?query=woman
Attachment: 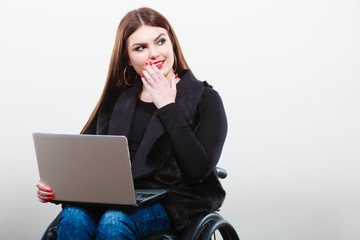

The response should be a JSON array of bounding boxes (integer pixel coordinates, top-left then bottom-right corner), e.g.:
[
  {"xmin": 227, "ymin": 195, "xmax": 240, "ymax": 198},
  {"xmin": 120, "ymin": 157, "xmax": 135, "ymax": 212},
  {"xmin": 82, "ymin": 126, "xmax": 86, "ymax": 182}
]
[{"xmin": 36, "ymin": 7, "xmax": 227, "ymax": 239}]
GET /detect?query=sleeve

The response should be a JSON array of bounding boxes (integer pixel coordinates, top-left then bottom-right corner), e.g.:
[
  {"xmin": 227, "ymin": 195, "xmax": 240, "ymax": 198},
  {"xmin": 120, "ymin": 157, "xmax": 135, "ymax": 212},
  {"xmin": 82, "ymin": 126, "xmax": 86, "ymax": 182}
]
[{"xmin": 156, "ymin": 88, "xmax": 228, "ymax": 181}]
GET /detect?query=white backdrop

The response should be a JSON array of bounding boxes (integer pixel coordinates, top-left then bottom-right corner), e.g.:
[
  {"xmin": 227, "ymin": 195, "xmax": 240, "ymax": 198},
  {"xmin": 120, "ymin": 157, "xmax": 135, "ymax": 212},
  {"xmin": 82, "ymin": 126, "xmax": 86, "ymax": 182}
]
[{"xmin": 1, "ymin": 0, "xmax": 359, "ymax": 239}]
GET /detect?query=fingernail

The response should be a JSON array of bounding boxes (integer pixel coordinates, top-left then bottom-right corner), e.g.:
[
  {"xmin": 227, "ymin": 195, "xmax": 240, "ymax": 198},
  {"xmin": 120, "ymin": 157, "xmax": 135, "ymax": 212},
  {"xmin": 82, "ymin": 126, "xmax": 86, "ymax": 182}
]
[
  {"xmin": 145, "ymin": 62, "xmax": 148, "ymax": 66},
  {"xmin": 49, "ymin": 197, "xmax": 54, "ymax": 200},
  {"xmin": 46, "ymin": 189, "xmax": 52, "ymax": 193},
  {"xmin": 49, "ymin": 193, "xmax": 55, "ymax": 197},
  {"xmin": 149, "ymin": 61, "xmax": 153, "ymax": 66},
  {"xmin": 175, "ymin": 73, "xmax": 178, "ymax": 79},
  {"xmin": 141, "ymin": 74, "xmax": 144, "ymax": 78},
  {"xmin": 142, "ymin": 68, "xmax": 146, "ymax": 71}
]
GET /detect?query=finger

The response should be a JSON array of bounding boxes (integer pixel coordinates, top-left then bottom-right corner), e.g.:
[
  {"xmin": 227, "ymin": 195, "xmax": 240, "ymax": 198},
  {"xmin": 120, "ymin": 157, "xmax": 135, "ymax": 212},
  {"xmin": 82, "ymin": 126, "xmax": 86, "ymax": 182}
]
[
  {"xmin": 37, "ymin": 190, "xmax": 55, "ymax": 203},
  {"xmin": 37, "ymin": 192, "xmax": 55, "ymax": 204},
  {"xmin": 170, "ymin": 73, "xmax": 178, "ymax": 89},
  {"xmin": 37, "ymin": 188, "xmax": 55, "ymax": 197},
  {"xmin": 36, "ymin": 180, "xmax": 55, "ymax": 200},
  {"xmin": 39, "ymin": 197, "xmax": 49, "ymax": 203},
  {"xmin": 142, "ymin": 70, "xmax": 155, "ymax": 87},
  {"xmin": 151, "ymin": 62, "xmax": 167, "ymax": 81},
  {"xmin": 38, "ymin": 195, "xmax": 54, "ymax": 203},
  {"xmin": 36, "ymin": 180, "xmax": 52, "ymax": 192},
  {"xmin": 141, "ymin": 74, "xmax": 151, "ymax": 90},
  {"xmin": 146, "ymin": 61, "xmax": 163, "ymax": 83},
  {"xmin": 38, "ymin": 193, "xmax": 54, "ymax": 201}
]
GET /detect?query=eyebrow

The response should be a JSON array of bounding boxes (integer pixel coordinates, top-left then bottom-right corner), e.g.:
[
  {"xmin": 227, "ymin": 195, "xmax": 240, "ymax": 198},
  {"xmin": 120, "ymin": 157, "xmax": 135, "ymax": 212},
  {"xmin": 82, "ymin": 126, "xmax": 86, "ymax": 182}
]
[{"xmin": 130, "ymin": 33, "xmax": 167, "ymax": 48}]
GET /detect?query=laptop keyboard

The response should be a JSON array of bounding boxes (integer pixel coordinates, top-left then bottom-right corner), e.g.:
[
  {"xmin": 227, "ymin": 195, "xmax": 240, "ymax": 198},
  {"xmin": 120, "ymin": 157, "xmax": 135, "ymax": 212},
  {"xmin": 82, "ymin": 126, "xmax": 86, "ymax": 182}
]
[{"xmin": 135, "ymin": 192, "xmax": 156, "ymax": 200}]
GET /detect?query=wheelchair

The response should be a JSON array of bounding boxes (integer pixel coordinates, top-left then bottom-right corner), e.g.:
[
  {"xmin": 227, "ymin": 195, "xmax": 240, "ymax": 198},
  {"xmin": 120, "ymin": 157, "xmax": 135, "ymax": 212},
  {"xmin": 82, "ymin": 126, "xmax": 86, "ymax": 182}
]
[{"xmin": 41, "ymin": 167, "xmax": 240, "ymax": 240}]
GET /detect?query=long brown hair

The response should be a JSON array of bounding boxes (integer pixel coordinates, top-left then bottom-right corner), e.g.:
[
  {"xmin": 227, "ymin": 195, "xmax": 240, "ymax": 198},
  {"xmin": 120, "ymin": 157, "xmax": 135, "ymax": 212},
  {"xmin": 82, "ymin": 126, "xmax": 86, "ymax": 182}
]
[{"xmin": 81, "ymin": 7, "xmax": 190, "ymax": 133}]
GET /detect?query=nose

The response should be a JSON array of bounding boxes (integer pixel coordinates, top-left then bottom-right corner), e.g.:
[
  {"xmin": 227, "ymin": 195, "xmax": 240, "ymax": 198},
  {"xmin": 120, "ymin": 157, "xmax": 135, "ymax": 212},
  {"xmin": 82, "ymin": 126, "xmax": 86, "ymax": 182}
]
[{"xmin": 149, "ymin": 46, "xmax": 160, "ymax": 59}]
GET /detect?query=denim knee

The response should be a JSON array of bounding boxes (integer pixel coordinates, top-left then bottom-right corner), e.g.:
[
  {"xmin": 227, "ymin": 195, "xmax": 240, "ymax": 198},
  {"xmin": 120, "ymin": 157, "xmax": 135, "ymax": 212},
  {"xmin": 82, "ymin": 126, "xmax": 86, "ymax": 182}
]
[
  {"xmin": 57, "ymin": 206, "xmax": 100, "ymax": 240},
  {"xmin": 58, "ymin": 204, "xmax": 170, "ymax": 240},
  {"xmin": 95, "ymin": 204, "xmax": 170, "ymax": 240},
  {"xmin": 96, "ymin": 210, "xmax": 136, "ymax": 240}
]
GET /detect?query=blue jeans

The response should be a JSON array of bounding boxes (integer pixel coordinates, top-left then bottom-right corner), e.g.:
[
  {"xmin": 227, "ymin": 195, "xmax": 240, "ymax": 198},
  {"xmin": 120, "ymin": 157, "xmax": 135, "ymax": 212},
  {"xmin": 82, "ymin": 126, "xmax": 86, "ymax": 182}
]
[{"xmin": 57, "ymin": 203, "xmax": 170, "ymax": 240}]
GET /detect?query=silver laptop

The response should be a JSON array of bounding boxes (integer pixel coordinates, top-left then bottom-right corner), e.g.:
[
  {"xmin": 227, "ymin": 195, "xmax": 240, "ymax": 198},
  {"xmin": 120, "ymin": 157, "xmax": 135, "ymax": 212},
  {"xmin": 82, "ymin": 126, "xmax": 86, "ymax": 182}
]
[{"xmin": 33, "ymin": 133, "xmax": 167, "ymax": 207}]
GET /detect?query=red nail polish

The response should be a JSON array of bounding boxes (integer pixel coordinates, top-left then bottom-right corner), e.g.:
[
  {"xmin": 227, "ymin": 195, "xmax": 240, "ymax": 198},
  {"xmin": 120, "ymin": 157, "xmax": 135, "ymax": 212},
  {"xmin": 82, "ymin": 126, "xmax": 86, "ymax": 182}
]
[
  {"xmin": 46, "ymin": 189, "xmax": 52, "ymax": 193},
  {"xmin": 142, "ymin": 68, "xmax": 146, "ymax": 71},
  {"xmin": 145, "ymin": 62, "xmax": 148, "ymax": 66},
  {"xmin": 175, "ymin": 73, "xmax": 178, "ymax": 79},
  {"xmin": 141, "ymin": 74, "xmax": 144, "ymax": 78},
  {"xmin": 49, "ymin": 197, "xmax": 54, "ymax": 200},
  {"xmin": 149, "ymin": 61, "xmax": 153, "ymax": 66}
]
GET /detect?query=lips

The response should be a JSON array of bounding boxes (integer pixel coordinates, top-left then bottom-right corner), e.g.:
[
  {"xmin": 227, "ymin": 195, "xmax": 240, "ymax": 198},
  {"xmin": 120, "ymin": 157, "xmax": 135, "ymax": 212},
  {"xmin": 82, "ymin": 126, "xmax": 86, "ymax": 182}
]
[{"xmin": 153, "ymin": 60, "xmax": 165, "ymax": 69}]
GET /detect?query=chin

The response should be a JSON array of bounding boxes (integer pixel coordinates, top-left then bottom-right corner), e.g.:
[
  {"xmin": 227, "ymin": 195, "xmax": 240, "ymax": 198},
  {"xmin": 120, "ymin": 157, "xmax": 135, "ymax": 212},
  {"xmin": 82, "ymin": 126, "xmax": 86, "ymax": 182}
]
[{"xmin": 164, "ymin": 70, "xmax": 175, "ymax": 80}]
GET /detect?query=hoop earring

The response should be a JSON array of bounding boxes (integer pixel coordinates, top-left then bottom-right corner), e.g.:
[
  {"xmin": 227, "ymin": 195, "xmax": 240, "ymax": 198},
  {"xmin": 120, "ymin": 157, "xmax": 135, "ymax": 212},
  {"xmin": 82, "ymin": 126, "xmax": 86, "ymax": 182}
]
[
  {"xmin": 173, "ymin": 55, "xmax": 178, "ymax": 72},
  {"xmin": 123, "ymin": 65, "xmax": 131, "ymax": 86}
]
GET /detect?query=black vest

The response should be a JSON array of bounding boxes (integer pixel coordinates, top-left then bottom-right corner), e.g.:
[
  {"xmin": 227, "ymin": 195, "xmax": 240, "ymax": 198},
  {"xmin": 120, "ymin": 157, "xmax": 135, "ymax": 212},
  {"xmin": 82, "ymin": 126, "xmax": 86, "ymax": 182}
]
[
  {"xmin": 91, "ymin": 70, "xmax": 204, "ymax": 179},
  {"xmin": 84, "ymin": 71, "xmax": 225, "ymax": 233}
]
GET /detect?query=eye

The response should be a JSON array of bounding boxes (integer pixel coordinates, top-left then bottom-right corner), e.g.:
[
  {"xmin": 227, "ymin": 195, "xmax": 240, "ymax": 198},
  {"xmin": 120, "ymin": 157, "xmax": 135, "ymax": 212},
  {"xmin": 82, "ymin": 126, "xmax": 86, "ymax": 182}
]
[
  {"xmin": 157, "ymin": 38, "xmax": 166, "ymax": 45},
  {"xmin": 135, "ymin": 46, "xmax": 145, "ymax": 51}
]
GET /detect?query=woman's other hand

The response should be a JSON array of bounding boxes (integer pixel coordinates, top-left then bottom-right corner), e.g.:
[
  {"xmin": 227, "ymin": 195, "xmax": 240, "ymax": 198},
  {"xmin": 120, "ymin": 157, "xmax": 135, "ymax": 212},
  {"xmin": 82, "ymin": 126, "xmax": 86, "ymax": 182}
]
[
  {"xmin": 141, "ymin": 61, "xmax": 177, "ymax": 109},
  {"xmin": 36, "ymin": 180, "xmax": 55, "ymax": 203}
]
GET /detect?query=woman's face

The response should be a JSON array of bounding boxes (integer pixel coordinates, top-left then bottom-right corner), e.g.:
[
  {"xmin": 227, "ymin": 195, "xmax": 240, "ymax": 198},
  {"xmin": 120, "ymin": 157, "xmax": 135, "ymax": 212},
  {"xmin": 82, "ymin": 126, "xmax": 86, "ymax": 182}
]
[{"xmin": 127, "ymin": 25, "xmax": 175, "ymax": 81}]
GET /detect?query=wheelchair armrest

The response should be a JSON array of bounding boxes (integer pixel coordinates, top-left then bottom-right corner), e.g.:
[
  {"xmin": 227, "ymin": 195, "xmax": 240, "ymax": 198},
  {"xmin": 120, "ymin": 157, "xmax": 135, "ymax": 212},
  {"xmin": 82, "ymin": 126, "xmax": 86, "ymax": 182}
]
[
  {"xmin": 216, "ymin": 167, "xmax": 227, "ymax": 179},
  {"xmin": 41, "ymin": 211, "xmax": 62, "ymax": 240}
]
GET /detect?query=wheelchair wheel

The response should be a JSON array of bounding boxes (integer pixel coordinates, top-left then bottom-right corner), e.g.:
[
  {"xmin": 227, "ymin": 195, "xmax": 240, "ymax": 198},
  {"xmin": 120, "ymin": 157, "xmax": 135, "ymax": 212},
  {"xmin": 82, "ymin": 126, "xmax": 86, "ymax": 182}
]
[
  {"xmin": 178, "ymin": 212, "xmax": 239, "ymax": 240},
  {"xmin": 198, "ymin": 218, "xmax": 239, "ymax": 240}
]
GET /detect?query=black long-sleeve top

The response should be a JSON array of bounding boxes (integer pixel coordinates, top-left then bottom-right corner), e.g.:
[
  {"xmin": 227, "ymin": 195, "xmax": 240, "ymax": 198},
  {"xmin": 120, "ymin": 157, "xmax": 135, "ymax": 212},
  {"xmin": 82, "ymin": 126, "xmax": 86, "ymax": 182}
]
[{"xmin": 128, "ymin": 87, "xmax": 227, "ymax": 181}]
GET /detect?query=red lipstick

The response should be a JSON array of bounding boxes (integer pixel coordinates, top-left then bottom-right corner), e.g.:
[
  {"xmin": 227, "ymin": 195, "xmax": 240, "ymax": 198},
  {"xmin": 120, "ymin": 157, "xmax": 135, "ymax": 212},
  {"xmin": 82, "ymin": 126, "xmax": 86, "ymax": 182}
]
[{"xmin": 153, "ymin": 60, "xmax": 165, "ymax": 69}]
